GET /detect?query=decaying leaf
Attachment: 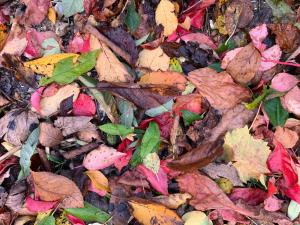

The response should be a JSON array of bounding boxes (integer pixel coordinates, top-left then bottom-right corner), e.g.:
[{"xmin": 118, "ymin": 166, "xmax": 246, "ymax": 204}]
[
  {"xmin": 151, "ymin": 193, "xmax": 191, "ymax": 209},
  {"xmin": 155, "ymin": 0, "xmax": 178, "ymax": 36},
  {"xmin": 223, "ymin": 126, "xmax": 271, "ymax": 182},
  {"xmin": 188, "ymin": 68, "xmax": 251, "ymax": 111},
  {"xmin": 281, "ymin": 86, "xmax": 300, "ymax": 117},
  {"xmin": 137, "ymin": 47, "xmax": 170, "ymax": 71},
  {"xmin": 128, "ymin": 198, "xmax": 183, "ymax": 225},
  {"xmin": 271, "ymin": 73, "xmax": 299, "ymax": 92},
  {"xmin": 31, "ymin": 171, "xmax": 84, "ymax": 208},
  {"xmin": 274, "ymin": 127, "xmax": 299, "ymax": 148},
  {"xmin": 39, "ymin": 122, "xmax": 63, "ymax": 147},
  {"xmin": 54, "ymin": 116, "xmax": 93, "ymax": 136}
]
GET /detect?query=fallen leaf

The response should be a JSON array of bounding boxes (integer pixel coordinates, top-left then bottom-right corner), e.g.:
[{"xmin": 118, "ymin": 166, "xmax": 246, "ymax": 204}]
[
  {"xmin": 249, "ymin": 23, "xmax": 268, "ymax": 52},
  {"xmin": 31, "ymin": 171, "xmax": 84, "ymax": 208},
  {"xmin": 229, "ymin": 188, "xmax": 267, "ymax": 206},
  {"xmin": 172, "ymin": 94, "xmax": 202, "ymax": 116},
  {"xmin": 72, "ymin": 93, "xmax": 96, "ymax": 116},
  {"xmin": 83, "ymin": 145, "xmax": 126, "ymax": 170},
  {"xmin": 271, "ymin": 73, "xmax": 299, "ymax": 92},
  {"xmin": 25, "ymin": 197, "xmax": 57, "ymax": 213},
  {"xmin": 90, "ymin": 34, "xmax": 133, "ymax": 83},
  {"xmin": 288, "ymin": 200, "xmax": 300, "ymax": 220},
  {"xmin": 39, "ymin": 84, "xmax": 80, "ymax": 117},
  {"xmin": 137, "ymin": 47, "xmax": 170, "ymax": 71},
  {"xmin": 264, "ymin": 97, "xmax": 289, "ymax": 127},
  {"xmin": 223, "ymin": 126, "xmax": 271, "ymax": 182},
  {"xmin": 151, "ymin": 193, "xmax": 191, "ymax": 209},
  {"xmin": 181, "ymin": 33, "xmax": 217, "ymax": 49},
  {"xmin": 281, "ymin": 86, "xmax": 300, "ymax": 117},
  {"xmin": 274, "ymin": 127, "xmax": 299, "ymax": 148},
  {"xmin": 226, "ymin": 43, "xmax": 261, "ymax": 85},
  {"xmin": 67, "ymin": 33, "xmax": 90, "ymax": 53},
  {"xmin": 14, "ymin": 216, "xmax": 34, "ymax": 225},
  {"xmin": 5, "ymin": 180, "xmax": 27, "ymax": 213},
  {"xmin": 259, "ymin": 45, "xmax": 282, "ymax": 71},
  {"xmin": 85, "ymin": 170, "xmax": 109, "ymax": 193},
  {"xmin": 39, "ymin": 122, "xmax": 63, "ymax": 147},
  {"xmin": 54, "ymin": 116, "xmax": 92, "ymax": 136},
  {"xmin": 264, "ymin": 196, "xmax": 283, "ymax": 212},
  {"xmin": 188, "ymin": 68, "xmax": 251, "ymax": 111},
  {"xmin": 118, "ymin": 170, "xmax": 150, "ymax": 189},
  {"xmin": 155, "ymin": 0, "xmax": 178, "ymax": 36},
  {"xmin": 143, "ymin": 152, "xmax": 160, "ymax": 174},
  {"xmin": 182, "ymin": 211, "xmax": 213, "ymax": 225},
  {"xmin": 20, "ymin": 0, "xmax": 50, "ymax": 26},
  {"xmin": 128, "ymin": 198, "xmax": 182, "ymax": 225},
  {"xmin": 47, "ymin": 7, "xmax": 56, "ymax": 24},
  {"xmin": 61, "ymin": 0, "xmax": 84, "ymax": 17},
  {"xmin": 0, "ymin": 94, "xmax": 9, "ymax": 107},
  {"xmin": 221, "ymin": 47, "xmax": 242, "ymax": 69},
  {"xmin": 209, "ymin": 209, "xmax": 249, "ymax": 224}
]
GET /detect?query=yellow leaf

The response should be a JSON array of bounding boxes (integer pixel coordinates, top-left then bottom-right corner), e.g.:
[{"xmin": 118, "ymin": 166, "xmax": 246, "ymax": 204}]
[
  {"xmin": 85, "ymin": 170, "xmax": 110, "ymax": 192},
  {"xmin": 223, "ymin": 126, "xmax": 271, "ymax": 182},
  {"xmin": 129, "ymin": 198, "xmax": 182, "ymax": 225},
  {"xmin": 155, "ymin": 0, "xmax": 178, "ymax": 36},
  {"xmin": 214, "ymin": 15, "xmax": 228, "ymax": 35},
  {"xmin": 137, "ymin": 47, "xmax": 170, "ymax": 71},
  {"xmin": 90, "ymin": 34, "xmax": 132, "ymax": 82},
  {"xmin": 182, "ymin": 211, "xmax": 213, "ymax": 225},
  {"xmin": 48, "ymin": 7, "xmax": 57, "ymax": 24},
  {"xmin": 0, "ymin": 24, "xmax": 7, "ymax": 50},
  {"xmin": 56, "ymin": 211, "xmax": 72, "ymax": 225},
  {"xmin": 34, "ymin": 210, "xmax": 52, "ymax": 225},
  {"xmin": 24, "ymin": 53, "xmax": 78, "ymax": 76},
  {"xmin": 151, "ymin": 193, "xmax": 191, "ymax": 209},
  {"xmin": 216, "ymin": 178, "xmax": 233, "ymax": 194}
]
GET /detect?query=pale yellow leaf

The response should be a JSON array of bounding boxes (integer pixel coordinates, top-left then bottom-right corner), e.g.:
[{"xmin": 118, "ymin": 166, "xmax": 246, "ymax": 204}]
[
  {"xmin": 143, "ymin": 152, "xmax": 160, "ymax": 174},
  {"xmin": 23, "ymin": 53, "xmax": 78, "ymax": 76},
  {"xmin": 34, "ymin": 210, "xmax": 52, "ymax": 225},
  {"xmin": 56, "ymin": 211, "xmax": 72, "ymax": 225},
  {"xmin": 85, "ymin": 170, "xmax": 110, "ymax": 192},
  {"xmin": 155, "ymin": 0, "xmax": 178, "ymax": 36},
  {"xmin": 182, "ymin": 211, "xmax": 213, "ymax": 225},
  {"xmin": 90, "ymin": 34, "xmax": 132, "ymax": 82},
  {"xmin": 151, "ymin": 193, "xmax": 191, "ymax": 209},
  {"xmin": 14, "ymin": 216, "xmax": 35, "ymax": 225},
  {"xmin": 223, "ymin": 126, "xmax": 271, "ymax": 183},
  {"xmin": 137, "ymin": 47, "xmax": 170, "ymax": 71}
]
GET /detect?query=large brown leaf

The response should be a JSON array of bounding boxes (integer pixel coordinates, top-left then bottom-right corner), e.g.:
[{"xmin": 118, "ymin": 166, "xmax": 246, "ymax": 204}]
[
  {"xmin": 188, "ymin": 68, "xmax": 251, "ymax": 111},
  {"xmin": 39, "ymin": 122, "xmax": 63, "ymax": 147},
  {"xmin": 226, "ymin": 43, "xmax": 261, "ymax": 85},
  {"xmin": 31, "ymin": 171, "xmax": 84, "ymax": 208},
  {"xmin": 97, "ymin": 82, "xmax": 174, "ymax": 110}
]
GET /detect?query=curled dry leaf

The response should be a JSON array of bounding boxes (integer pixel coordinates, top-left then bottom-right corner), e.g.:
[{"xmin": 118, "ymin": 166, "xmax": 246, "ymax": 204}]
[
  {"xmin": 90, "ymin": 34, "xmax": 133, "ymax": 83},
  {"xmin": 54, "ymin": 116, "xmax": 93, "ymax": 136},
  {"xmin": 39, "ymin": 122, "xmax": 63, "ymax": 147},
  {"xmin": 155, "ymin": 0, "xmax": 178, "ymax": 36},
  {"xmin": 31, "ymin": 171, "xmax": 84, "ymax": 208},
  {"xmin": 137, "ymin": 47, "xmax": 170, "ymax": 71},
  {"xmin": 20, "ymin": 0, "xmax": 50, "ymax": 26},
  {"xmin": 226, "ymin": 43, "xmax": 261, "ymax": 85},
  {"xmin": 128, "ymin": 198, "xmax": 182, "ymax": 225},
  {"xmin": 39, "ymin": 84, "xmax": 80, "ymax": 117},
  {"xmin": 281, "ymin": 86, "xmax": 300, "ymax": 117},
  {"xmin": 151, "ymin": 193, "xmax": 191, "ymax": 209},
  {"xmin": 274, "ymin": 127, "xmax": 299, "ymax": 149},
  {"xmin": 188, "ymin": 68, "xmax": 251, "ymax": 111},
  {"xmin": 271, "ymin": 73, "xmax": 299, "ymax": 92},
  {"xmin": 249, "ymin": 23, "xmax": 268, "ymax": 52}
]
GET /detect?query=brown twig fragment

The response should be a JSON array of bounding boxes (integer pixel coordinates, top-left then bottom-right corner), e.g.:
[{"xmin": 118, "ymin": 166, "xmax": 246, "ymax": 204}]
[
  {"xmin": 62, "ymin": 141, "xmax": 101, "ymax": 160},
  {"xmin": 0, "ymin": 146, "xmax": 21, "ymax": 163}
]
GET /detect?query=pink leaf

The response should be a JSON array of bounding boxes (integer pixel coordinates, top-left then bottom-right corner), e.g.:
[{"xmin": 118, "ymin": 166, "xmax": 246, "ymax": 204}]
[
  {"xmin": 83, "ymin": 0, "xmax": 96, "ymax": 15},
  {"xmin": 25, "ymin": 197, "xmax": 57, "ymax": 212},
  {"xmin": 31, "ymin": 87, "xmax": 45, "ymax": 113},
  {"xmin": 66, "ymin": 214, "xmax": 85, "ymax": 225},
  {"xmin": 137, "ymin": 165, "xmax": 169, "ymax": 195},
  {"xmin": 42, "ymin": 83, "xmax": 59, "ymax": 97},
  {"xmin": 281, "ymin": 86, "xmax": 300, "ymax": 117},
  {"xmin": 271, "ymin": 73, "xmax": 299, "ymax": 92},
  {"xmin": 167, "ymin": 26, "xmax": 190, "ymax": 42},
  {"xmin": 221, "ymin": 47, "xmax": 243, "ymax": 69},
  {"xmin": 181, "ymin": 33, "xmax": 217, "ymax": 49},
  {"xmin": 83, "ymin": 145, "xmax": 126, "ymax": 170},
  {"xmin": 264, "ymin": 196, "xmax": 282, "ymax": 212},
  {"xmin": 67, "ymin": 34, "xmax": 90, "ymax": 53},
  {"xmin": 229, "ymin": 188, "xmax": 267, "ymax": 206},
  {"xmin": 21, "ymin": 0, "xmax": 50, "ymax": 26},
  {"xmin": 210, "ymin": 209, "xmax": 250, "ymax": 224},
  {"xmin": 249, "ymin": 24, "xmax": 268, "ymax": 52},
  {"xmin": 259, "ymin": 45, "xmax": 282, "ymax": 71},
  {"xmin": 88, "ymin": 182, "xmax": 106, "ymax": 197},
  {"xmin": 73, "ymin": 93, "xmax": 96, "ymax": 116}
]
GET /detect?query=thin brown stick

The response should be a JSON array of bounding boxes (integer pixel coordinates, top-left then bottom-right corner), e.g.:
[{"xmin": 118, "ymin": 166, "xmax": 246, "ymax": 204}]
[
  {"xmin": 0, "ymin": 146, "xmax": 21, "ymax": 163},
  {"xmin": 62, "ymin": 141, "xmax": 101, "ymax": 160},
  {"xmin": 37, "ymin": 148, "xmax": 52, "ymax": 172},
  {"xmin": 85, "ymin": 23, "xmax": 133, "ymax": 65}
]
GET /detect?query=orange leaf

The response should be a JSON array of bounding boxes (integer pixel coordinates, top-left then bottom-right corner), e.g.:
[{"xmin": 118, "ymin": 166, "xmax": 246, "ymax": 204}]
[{"xmin": 85, "ymin": 170, "xmax": 110, "ymax": 193}]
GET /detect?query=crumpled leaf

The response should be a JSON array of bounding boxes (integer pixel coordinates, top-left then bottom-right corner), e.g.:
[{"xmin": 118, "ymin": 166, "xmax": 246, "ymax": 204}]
[
  {"xmin": 188, "ymin": 68, "xmax": 251, "ymax": 111},
  {"xmin": 155, "ymin": 0, "xmax": 178, "ymax": 36},
  {"xmin": 249, "ymin": 23, "xmax": 268, "ymax": 52},
  {"xmin": 223, "ymin": 126, "xmax": 271, "ymax": 182},
  {"xmin": 83, "ymin": 145, "xmax": 126, "ymax": 170},
  {"xmin": 226, "ymin": 43, "xmax": 261, "ymax": 85},
  {"xmin": 173, "ymin": 94, "xmax": 202, "ymax": 116},
  {"xmin": 85, "ymin": 170, "xmax": 109, "ymax": 194},
  {"xmin": 274, "ymin": 127, "xmax": 299, "ymax": 149},
  {"xmin": 67, "ymin": 33, "xmax": 90, "ymax": 53},
  {"xmin": 137, "ymin": 47, "xmax": 170, "ymax": 71},
  {"xmin": 259, "ymin": 45, "xmax": 282, "ymax": 71},
  {"xmin": 90, "ymin": 34, "xmax": 133, "ymax": 83},
  {"xmin": 281, "ymin": 86, "xmax": 300, "ymax": 117},
  {"xmin": 61, "ymin": 0, "xmax": 84, "ymax": 18},
  {"xmin": 39, "ymin": 122, "xmax": 63, "ymax": 147},
  {"xmin": 229, "ymin": 188, "xmax": 267, "ymax": 206},
  {"xmin": 151, "ymin": 193, "xmax": 191, "ymax": 210},
  {"xmin": 264, "ymin": 196, "xmax": 283, "ymax": 212},
  {"xmin": 21, "ymin": 0, "xmax": 50, "ymax": 26},
  {"xmin": 54, "ymin": 116, "xmax": 92, "ymax": 136},
  {"xmin": 181, "ymin": 33, "xmax": 217, "ymax": 50},
  {"xmin": 73, "ymin": 93, "xmax": 96, "ymax": 116},
  {"xmin": 128, "ymin": 198, "xmax": 182, "ymax": 225},
  {"xmin": 31, "ymin": 171, "xmax": 84, "ymax": 208},
  {"xmin": 5, "ymin": 180, "xmax": 27, "ymax": 213},
  {"xmin": 25, "ymin": 197, "xmax": 57, "ymax": 213},
  {"xmin": 271, "ymin": 73, "xmax": 299, "ymax": 92},
  {"xmin": 182, "ymin": 211, "xmax": 213, "ymax": 225}
]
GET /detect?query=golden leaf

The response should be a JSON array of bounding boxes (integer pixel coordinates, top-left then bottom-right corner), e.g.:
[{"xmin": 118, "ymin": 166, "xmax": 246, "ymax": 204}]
[
  {"xmin": 151, "ymin": 193, "xmax": 191, "ymax": 209},
  {"xmin": 48, "ymin": 7, "xmax": 57, "ymax": 24},
  {"xmin": 137, "ymin": 47, "xmax": 170, "ymax": 71},
  {"xmin": 155, "ymin": 0, "xmax": 178, "ymax": 36},
  {"xmin": 23, "ymin": 53, "xmax": 78, "ymax": 76},
  {"xmin": 85, "ymin": 170, "xmax": 110, "ymax": 192}
]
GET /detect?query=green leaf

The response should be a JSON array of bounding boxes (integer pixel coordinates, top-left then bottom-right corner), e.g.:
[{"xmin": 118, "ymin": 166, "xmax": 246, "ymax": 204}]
[
  {"xmin": 125, "ymin": 1, "xmax": 141, "ymax": 33},
  {"xmin": 18, "ymin": 127, "xmax": 40, "ymax": 180},
  {"xmin": 288, "ymin": 200, "xmax": 300, "ymax": 221},
  {"xmin": 263, "ymin": 97, "xmax": 289, "ymax": 127},
  {"xmin": 135, "ymin": 33, "xmax": 150, "ymax": 46},
  {"xmin": 37, "ymin": 215, "xmax": 55, "ymax": 225},
  {"xmin": 145, "ymin": 100, "xmax": 174, "ymax": 117},
  {"xmin": 244, "ymin": 87, "xmax": 272, "ymax": 110},
  {"xmin": 65, "ymin": 202, "xmax": 110, "ymax": 223},
  {"xmin": 99, "ymin": 123, "xmax": 134, "ymax": 137},
  {"xmin": 182, "ymin": 110, "xmax": 204, "ymax": 126},
  {"xmin": 216, "ymin": 39, "xmax": 235, "ymax": 53},
  {"xmin": 61, "ymin": 0, "xmax": 84, "ymax": 18},
  {"xmin": 40, "ymin": 50, "xmax": 99, "ymax": 85},
  {"xmin": 265, "ymin": 0, "xmax": 295, "ymax": 19},
  {"xmin": 208, "ymin": 63, "xmax": 224, "ymax": 72},
  {"xmin": 169, "ymin": 58, "xmax": 183, "ymax": 73},
  {"xmin": 117, "ymin": 99, "xmax": 134, "ymax": 127},
  {"xmin": 42, "ymin": 38, "xmax": 61, "ymax": 56}
]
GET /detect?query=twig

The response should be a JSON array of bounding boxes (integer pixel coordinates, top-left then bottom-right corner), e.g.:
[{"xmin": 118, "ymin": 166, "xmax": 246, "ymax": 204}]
[
  {"xmin": 169, "ymin": 115, "xmax": 180, "ymax": 158},
  {"xmin": 0, "ymin": 146, "xmax": 21, "ymax": 163},
  {"xmin": 62, "ymin": 141, "xmax": 101, "ymax": 159},
  {"xmin": 85, "ymin": 23, "xmax": 133, "ymax": 65}
]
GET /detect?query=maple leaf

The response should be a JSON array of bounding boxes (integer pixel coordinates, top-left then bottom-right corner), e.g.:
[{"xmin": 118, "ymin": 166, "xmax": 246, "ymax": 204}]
[{"xmin": 223, "ymin": 126, "xmax": 271, "ymax": 183}]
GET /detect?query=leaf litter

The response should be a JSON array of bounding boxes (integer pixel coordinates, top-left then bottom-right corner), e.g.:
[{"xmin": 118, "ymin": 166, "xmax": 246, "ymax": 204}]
[{"xmin": 1, "ymin": 0, "xmax": 300, "ymax": 224}]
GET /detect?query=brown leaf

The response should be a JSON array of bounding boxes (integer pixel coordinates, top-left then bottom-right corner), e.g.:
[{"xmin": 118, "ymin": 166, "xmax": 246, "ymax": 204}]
[
  {"xmin": 151, "ymin": 193, "xmax": 191, "ymax": 210},
  {"xmin": 167, "ymin": 139, "xmax": 223, "ymax": 171},
  {"xmin": 128, "ymin": 198, "xmax": 183, "ymax": 225},
  {"xmin": 188, "ymin": 68, "xmax": 251, "ymax": 111},
  {"xmin": 177, "ymin": 172, "xmax": 253, "ymax": 216},
  {"xmin": 31, "ymin": 171, "xmax": 84, "ymax": 208},
  {"xmin": 54, "ymin": 116, "xmax": 93, "ymax": 136},
  {"xmin": 97, "ymin": 82, "xmax": 174, "ymax": 110},
  {"xmin": 274, "ymin": 126, "xmax": 299, "ymax": 148},
  {"xmin": 5, "ymin": 180, "xmax": 27, "ymax": 213},
  {"xmin": 0, "ymin": 109, "xmax": 39, "ymax": 146},
  {"xmin": 137, "ymin": 47, "xmax": 170, "ymax": 71},
  {"xmin": 0, "ymin": 94, "xmax": 9, "ymax": 107},
  {"xmin": 39, "ymin": 122, "xmax": 63, "ymax": 147},
  {"xmin": 77, "ymin": 123, "xmax": 101, "ymax": 143},
  {"xmin": 269, "ymin": 23, "xmax": 299, "ymax": 53},
  {"xmin": 226, "ymin": 43, "xmax": 261, "ymax": 85},
  {"xmin": 118, "ymin": 170, "xmax": 150, "ymax": 189}
]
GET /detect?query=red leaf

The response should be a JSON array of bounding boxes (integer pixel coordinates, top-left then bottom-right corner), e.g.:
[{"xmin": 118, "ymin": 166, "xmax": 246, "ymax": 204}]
[
  {"xmin": 83, "ymin": 0, "xmax": 96, "ymax": 15},
  {"xmin": 67, "ymin": 33, "xmax": 90, "ymax": 53},
  {"xmin": 115, "ymin": 139, "xmax": 134, "ymax": 172},
  {"xmin": 21, "ymin": 0, "xmax": 50, "ymax": 26},
  {"xmin": 25, "ymin": 197, "xmax": 57, "ymax": 212},
  {"xmin": 73, "ymin": 93, "xmax": 96, "ymax": 116},
  {"xmin": 173, "ymin": 94, "xmax": 202, "ymax": 116},
  {"xmin": 181, "ymin": 33, "xmax": 217, "ymax": 49},
  {"xmin": 280, "ymin": 182, "xmax": 300, "ymax": 204},
  {"xmin": 229, "ymin": 188, "xmax": 267, "ymax": 206},
  {"xmin": 66, "ymin": 214, "xmax": 85, "ymax": 225},
  {"xmin": 0, "ymin": 157, "xmax": 17, "ymax": 175},
  {"xmin": 210, "ymin": 209, "xmax": 250, "ymax": 224},
  {"xmin": 42, "ymin": 83, "xmax": 59, "ymax": 97},
  {"xmin": 167, "ymin": 26, "xmax": 190, "ymax": 42},
  {"xmin": 137, "ymin": 165, "xmax": 169, "ymax": 195},
  {"xmin": 267, "ymin": 178, "xmax": 277, "ymax": 197},
  {"xmin": 30, "ymin": 87, "xmax": 45, "ymax": 113}
]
